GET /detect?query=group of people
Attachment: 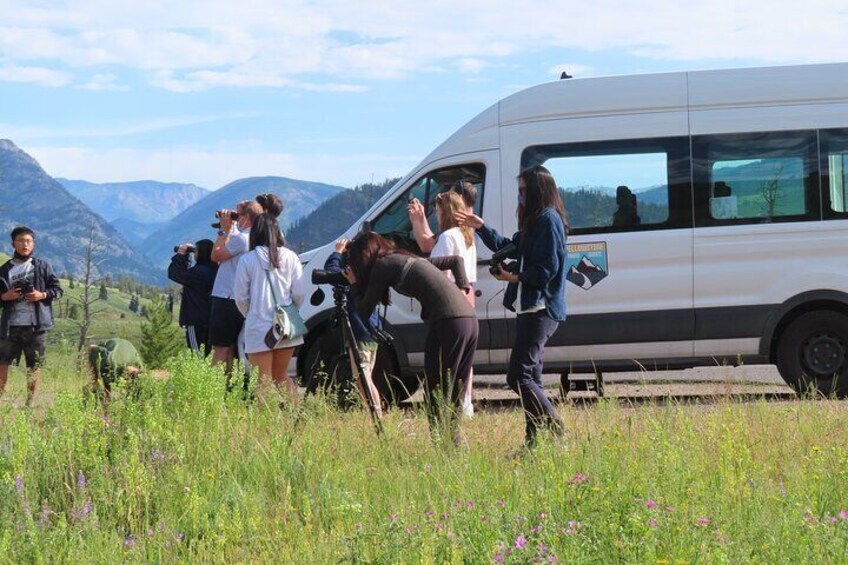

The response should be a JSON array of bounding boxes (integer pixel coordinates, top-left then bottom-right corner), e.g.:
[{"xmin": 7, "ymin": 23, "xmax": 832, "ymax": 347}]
[{"xmin": 0, "ymin": 164, "xmax": 570, "ymax": 448}]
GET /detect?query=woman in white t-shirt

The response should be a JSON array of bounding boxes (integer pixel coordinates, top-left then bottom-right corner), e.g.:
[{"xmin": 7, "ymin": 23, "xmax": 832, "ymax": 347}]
[
  {"xmin": 431, "ymin": 189, "xmax": 478, "ymax": 417},
  {"xmin": 234, "ymin": 213, "xmax": 306, "ymax": 405}
]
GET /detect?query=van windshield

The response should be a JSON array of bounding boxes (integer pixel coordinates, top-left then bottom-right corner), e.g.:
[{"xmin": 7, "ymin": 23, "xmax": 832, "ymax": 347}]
[{"xmin": 369, "ymin": 163, "xmax": 485, "ymax": 254}]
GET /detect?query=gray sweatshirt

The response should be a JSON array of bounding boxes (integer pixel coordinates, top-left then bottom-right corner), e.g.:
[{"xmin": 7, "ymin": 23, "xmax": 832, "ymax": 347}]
[{"xmin": 355, "ymin": 254, "xmax": 474, "ymax": 324}]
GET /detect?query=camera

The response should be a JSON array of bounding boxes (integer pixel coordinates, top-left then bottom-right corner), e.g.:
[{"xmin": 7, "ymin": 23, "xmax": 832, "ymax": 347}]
[
  {"xmin": 14, "ymin": 279, "xmax": 34, "ymax": 294},
  {"xmin": 173, "ymin": 245, "xmax": 196, "ymax": 253},
  {"xmin": 211, "ymin": 210, "xmax": 240, "ymax": 229},
  {"xmin": 312, "ymin": 269, "xmax": 350, "ymax": 286},
  {"xmin": 487, "ymin": 242, "xmax": 519, "ymax": 276}
]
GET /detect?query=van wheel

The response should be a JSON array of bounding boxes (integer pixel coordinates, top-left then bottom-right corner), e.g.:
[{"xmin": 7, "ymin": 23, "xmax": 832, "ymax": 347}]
[
  {"xmin": 300, "ymin": 327, "xmax": 420, "ymax": 406},
  {"xmin": 776, "ymin": 310, "xmax": 848, "ymax": 398}
]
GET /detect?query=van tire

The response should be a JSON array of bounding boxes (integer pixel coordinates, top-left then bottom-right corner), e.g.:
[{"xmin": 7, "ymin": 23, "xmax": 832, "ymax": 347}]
[
  {"xmin": 300, "ymin": 327, "xmax": 420, "ymax": 406},
  {"xmin": 776, "ymin": 310, "xmax": 848, "ymax": 398}
]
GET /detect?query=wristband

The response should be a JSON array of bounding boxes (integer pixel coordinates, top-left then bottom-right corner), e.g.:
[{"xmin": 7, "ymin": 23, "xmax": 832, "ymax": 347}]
[{"xmin": 217, "ymin": 230, "xmax": 227, "ymax": 237}]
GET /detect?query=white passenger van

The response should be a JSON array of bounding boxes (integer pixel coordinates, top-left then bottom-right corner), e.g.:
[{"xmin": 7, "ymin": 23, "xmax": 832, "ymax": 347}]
[{"xmin": 298, "ymin": 62, "xmax": 848, "ymax": 400}]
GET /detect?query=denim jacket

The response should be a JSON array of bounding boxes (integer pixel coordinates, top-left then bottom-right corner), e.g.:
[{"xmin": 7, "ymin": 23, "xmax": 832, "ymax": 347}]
[{"xmin": 477, "ymin": 207, "xmax": 568, "ymax": 321}]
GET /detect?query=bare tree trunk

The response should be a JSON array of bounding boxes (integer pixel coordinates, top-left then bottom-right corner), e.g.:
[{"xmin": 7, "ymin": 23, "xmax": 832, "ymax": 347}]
[{"xmin": 74, "ymin": 227, "xmax": 108, "ymax": 351}]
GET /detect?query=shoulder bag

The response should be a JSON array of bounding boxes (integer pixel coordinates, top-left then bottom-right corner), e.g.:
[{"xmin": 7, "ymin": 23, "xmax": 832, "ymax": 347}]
[{"xmin": 263, "ymin": 268, "xmax": 307, "ymax": 349}]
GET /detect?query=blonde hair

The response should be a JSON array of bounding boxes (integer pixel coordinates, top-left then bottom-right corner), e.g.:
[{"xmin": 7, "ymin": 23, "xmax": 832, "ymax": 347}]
[{"xmin": 436, "ymin": 191, "xmax": 474, "ymax": 248}]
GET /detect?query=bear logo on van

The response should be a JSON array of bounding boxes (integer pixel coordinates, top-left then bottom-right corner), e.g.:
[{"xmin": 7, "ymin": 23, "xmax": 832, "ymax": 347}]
[{"xmin": 566, "ymin": 242, "xmax": 608, "ymax": 290}]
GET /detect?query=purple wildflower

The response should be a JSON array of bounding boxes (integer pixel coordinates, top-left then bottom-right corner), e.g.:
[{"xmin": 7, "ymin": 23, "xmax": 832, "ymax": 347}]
[
  {"xmin": 497, "ymin": 499, "xmax": 505, "ymax": 507},
  {"xmin": 425, "ymin": 509, "xmax": 435, "ymax": 518},
  {"xmin": 515, "ymin": 535, "xmax": 527, "ymax": 550},
  {"xmin": 532, "ymin": 524, "xmax": 543, "ymax": 534},
  {"xmin": 697, "ymin": 517, "xmax": 710, "ymax": 527},
  {"xmin": 648, "ymin": 519, "xmax": 658, "ymax": 528},
  {"xmin": 388, "ymin": 514, "xmax": 398, "ymax": 523},
  {"xmin": 77, "ymin": 470, "xmax": 86, "ymax": 490},
  {"xmin": 14, "ymin": 475, "xmax": 24, "ymax": 493},
  {"xmin": 570, "ymin": 473, "xmax": 590, "ymax": 485},
  {"xmin": 480, "ymin": 515, "xmax": 488, "ymax": 522},
  {"xmin": 440, "ymin": 513, "xmax": 449, "ymax": 521},
  {"xmin": 831, "ymin": 516, "xmax": 839, "ymax": 524},
  {"xmin": 151, "ymin": 449, "xmax": 166, "ymax": 469},
  {"xmin": 840, "ymin": 510, "xmax": 848, "ymax": 522},
  {"xmin": 39, "ymin": 501, "xmax": 52, "ymax": 526},
  {"xmin": 548, "ymin": 556, "xmax": 558, "ymax": 563},
  {"xmin": 645, "ymin": 499, "xmax": 657, "ymax": 509},
  {"xmin": 124, "ymin": 534, "xmax": 137, "ymax": 550},
  {"xmin": 466, "ymin": 500, "xmax": 474, "ymax": 510},
  {"xmin": 538, "ymin": 512, "xmax": 548, "ymax": 521},
  {"xmin": 177, "ymin": 532, "xmax": 185, "ymax": 542},
  {"xmin": 71, "ymin": 500, "xmax": 94, "ymax": 522},
  {"xmin": 537, "ymin": 543, "xmax": 549, "ymax": 555},
  {"xmin": 493, "ymin": 555, "xmax": 505, "ymax": 564}
]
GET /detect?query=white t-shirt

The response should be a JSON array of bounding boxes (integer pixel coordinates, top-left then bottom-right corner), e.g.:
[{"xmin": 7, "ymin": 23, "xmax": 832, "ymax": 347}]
[
  {"xmin": 431, "ymin": 227, "xmax": 477, "ymax": 284},
  {"xmin": 211, "ymin": 228, "xmax": 250, "ymax": 299},
  {"xmin": 233, "ymin": 245, "xmax": 306, "ymax": 354},
  {"xmin": 7, "ymin": 260, "xmax": 36, "ymax": 326}
]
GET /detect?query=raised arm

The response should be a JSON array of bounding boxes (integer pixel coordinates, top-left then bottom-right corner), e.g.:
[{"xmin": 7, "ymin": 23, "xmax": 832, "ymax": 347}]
[{"xmin": 408, "ymin": 198, "xmax": 436, "ymax": 253}]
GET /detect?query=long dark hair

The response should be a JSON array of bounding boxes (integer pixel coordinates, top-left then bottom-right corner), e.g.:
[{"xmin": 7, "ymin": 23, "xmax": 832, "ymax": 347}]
[
  {"xmin": 346, "ymin": 232, "xmax": 412, "ymax": 305},
  {"xmin": 249, "ymin": 214, "xmax": 285, "ymax": 268},
  {"xmin": 517, "ymin": 165, "xmax": 568, "ymax": 236},
  {"xmin": 194, "ymin": 239, "xmax": 214, "ymax": 266}
]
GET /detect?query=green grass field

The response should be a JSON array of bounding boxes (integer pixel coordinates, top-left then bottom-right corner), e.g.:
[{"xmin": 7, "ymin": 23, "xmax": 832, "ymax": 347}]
[{"xmin": 1, "ymin": 340, "xmax": 847, "ymax": 563}]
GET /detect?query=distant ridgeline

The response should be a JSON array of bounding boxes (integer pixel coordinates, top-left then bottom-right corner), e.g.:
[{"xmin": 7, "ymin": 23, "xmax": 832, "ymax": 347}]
[
  {"xmin": 0, "ymin": 140, "xmax": 162, "ymax": 284},
  {"xmin": 564, "ymin": 186, "xmax": 669, "ymax": 229},
  {"xmin": 286, "ymin": 178, "xmax": 399, "ymax": 252},
  {"xmin": 142, "ymin": 176, "xmax": 347, "ymax": 266}
]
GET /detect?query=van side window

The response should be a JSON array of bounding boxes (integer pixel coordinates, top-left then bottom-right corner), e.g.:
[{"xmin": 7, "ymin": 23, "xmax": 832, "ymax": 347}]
[
  {"xmin": 522, "ymin": 137, "xmax": 691, "ymax": 235},
  {"xmin": 693, "ymin": 131, "xmax": 819, "ymax": 225},
  {"xmin": 821, "ymin": 129, "xmax": 848, "ymax": 217},
  {"xmin": 369, "ymin": 163, "xmax": 485, "ymax": 254}
]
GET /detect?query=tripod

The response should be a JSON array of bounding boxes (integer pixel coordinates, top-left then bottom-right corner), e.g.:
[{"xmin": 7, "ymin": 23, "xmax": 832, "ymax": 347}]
[{"xmin": 308, "ymin": 285, "xmax": 384, "ymax": 436}]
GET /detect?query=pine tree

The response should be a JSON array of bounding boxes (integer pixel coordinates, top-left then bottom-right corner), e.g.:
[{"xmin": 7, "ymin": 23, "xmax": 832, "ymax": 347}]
[
  {"xmin": 139, "ymin": 295, "xmax": 182, "ymax": 369},
  {"xmin": 69, "ymin": 277, "xmax": 76, "ymax": 289},
  {"xmin": 128, "ymin": 295, "xmax": 138, "ymax": 313},
  {"xmin": 99, "ymin": 280, "xmax": 108, "ymax": 300}
]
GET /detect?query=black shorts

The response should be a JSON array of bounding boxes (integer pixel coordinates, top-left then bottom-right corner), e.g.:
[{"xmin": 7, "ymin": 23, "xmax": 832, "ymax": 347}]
[
  {"xmin": 0, "ymin": 326, "xmax": 47, "ymax": 369},
  {"xmin": 208, "ymin": 297, "xmax": 245, "ymax": 347}
]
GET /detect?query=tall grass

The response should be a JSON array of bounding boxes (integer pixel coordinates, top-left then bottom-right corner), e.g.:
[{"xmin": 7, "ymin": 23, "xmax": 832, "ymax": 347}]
[{"xmin": 1, "ymin": 351, "xmax": 847, "ymax": 563}]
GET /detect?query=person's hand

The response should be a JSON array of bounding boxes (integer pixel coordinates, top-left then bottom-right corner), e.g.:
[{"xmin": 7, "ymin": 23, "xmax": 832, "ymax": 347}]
[
  {"xmin": 455, "ymin": 210, "xmax": 484, "ymax": 230},
  {"xmin": 491, "ymin": 264, "xmax": 519, "ymax": 283},
  {"xmin": 343, "ymin": 266, "xmax": 357, "ymax": 284},
  {"xmin": 218, "ymin": 209, "xmax": 235, "ymax": 232},
  {"xmin": 25, "ymin": 290, "xmax": 46, "ymax": 302},
  {"xmin": 177, "ymin": 243, "xmax": 191, "ymax": 255},
  {"xmin": 1, "ymin": 287, "xmax": 21, "ymax": 302},
  {"xmin": 407, "ymin": 198, "xmax": 426, "ymax": 225},
  {"xmin": 334, "ymin": 238, "xmax": 350, "ymax": 253}
]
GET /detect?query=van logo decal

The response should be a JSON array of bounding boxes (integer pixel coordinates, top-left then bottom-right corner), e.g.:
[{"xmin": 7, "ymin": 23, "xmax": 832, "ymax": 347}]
[{"xmin": 566, "ymin": 242, "xmax": 608, "ymax": 290}]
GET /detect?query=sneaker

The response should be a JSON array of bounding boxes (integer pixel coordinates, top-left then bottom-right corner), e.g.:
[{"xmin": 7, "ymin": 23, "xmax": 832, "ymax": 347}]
[{"xmin": 461, "ymin": 398, "xmax": 474, "ymax": 419}]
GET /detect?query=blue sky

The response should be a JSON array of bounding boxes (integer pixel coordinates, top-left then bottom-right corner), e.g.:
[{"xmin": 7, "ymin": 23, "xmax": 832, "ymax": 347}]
[{"xmin": 1, "ymin": 1, "xmax": 845, "ymax": 190}]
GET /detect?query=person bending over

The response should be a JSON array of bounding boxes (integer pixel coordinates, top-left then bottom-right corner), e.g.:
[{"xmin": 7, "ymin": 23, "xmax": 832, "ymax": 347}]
[
  {"xmin": 168, "ymin": 239, "xmax": 217, "ymax": 356},
  {"xmin": 0, "ymin": 226, "xmax": 63, "ymax": 408},
  {"xmin": 323, "ymin": 238, "xmax": 383, "ymax": 415},
  {"xmin": 344, "ymin": 232, "xmax": 477, "ymax": 445},
  {"xmin": 88, "ymin": 337, "xmax": 143, "ymax": 408},
  {"xmin": 234, "ymin": 213, "xmax": 306, "ymax": 405},
  {"xmin": 457, "ymin": 165, "xmax": 568, "ymax": 449}
]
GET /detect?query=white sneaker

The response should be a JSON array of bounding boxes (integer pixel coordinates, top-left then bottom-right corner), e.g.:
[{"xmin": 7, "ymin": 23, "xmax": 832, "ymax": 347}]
[{"xmin": 461, "ymin": 398, "xmax": 474, "ymax": 419}]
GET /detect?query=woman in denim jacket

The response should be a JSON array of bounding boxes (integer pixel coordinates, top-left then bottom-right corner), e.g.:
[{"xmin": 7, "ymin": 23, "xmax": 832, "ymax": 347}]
[{"xmin": 458, "ymin": 165, "xmax": 568, "ymax": 448}]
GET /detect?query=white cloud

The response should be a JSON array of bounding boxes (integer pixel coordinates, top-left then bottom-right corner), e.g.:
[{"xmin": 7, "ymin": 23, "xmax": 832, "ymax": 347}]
[
  {"xmin": 0, "ymin": 1, "xmax": 845, "ymax": 91},
  {"xmin": 0, "ymin": 64, "xmax": 71, "ymax": 87},
  {"xmin": 1, "ymin": 113, "xmax": 259, "ymax": 141},
  {"xmin": 26, "ymin": 145, "xmax": 418, "ymax": 189},
  {"xmin": 79, "ymin": 73, "xmax": 128, "ymax": 91}
]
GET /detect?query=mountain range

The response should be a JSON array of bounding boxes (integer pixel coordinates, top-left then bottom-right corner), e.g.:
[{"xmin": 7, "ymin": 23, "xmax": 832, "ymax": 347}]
[
  {"xmin": 142, "ymin": 177, "xmax": 346, "ymax": 265},
  {"xmin": 0, "ymin": 140, "xmax": 160, "ymax": 283},
  {"xmin": 58, "ymin": 178, "xmax": 208, "ymax": 245}
]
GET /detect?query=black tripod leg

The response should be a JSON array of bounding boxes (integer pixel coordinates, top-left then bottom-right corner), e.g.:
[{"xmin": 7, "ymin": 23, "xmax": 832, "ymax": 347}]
[{"xmin": 340, "ymin": 314, "xmax": 384, "ymax": 437}]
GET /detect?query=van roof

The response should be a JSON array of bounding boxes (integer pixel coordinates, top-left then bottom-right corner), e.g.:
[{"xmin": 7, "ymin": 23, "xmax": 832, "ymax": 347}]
[{"xmin": 500, "ymin": 61, "xmax": 848, "ymax": 125}]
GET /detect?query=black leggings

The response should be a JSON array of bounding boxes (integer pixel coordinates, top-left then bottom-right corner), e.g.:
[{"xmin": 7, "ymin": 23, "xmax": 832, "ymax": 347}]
[
  {"xmin": 423, "ymin": 317, "xmax": 479, "ymax": 431},
  {"xmin": 507, "ymin": 311, "xmax": 565, "ymax": 445}
]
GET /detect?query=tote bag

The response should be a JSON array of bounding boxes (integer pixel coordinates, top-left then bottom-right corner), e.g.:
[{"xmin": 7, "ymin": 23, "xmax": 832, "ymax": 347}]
[{"xmin": 263, "ymin": 269, "xmax": 307, "ymax": 349}]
